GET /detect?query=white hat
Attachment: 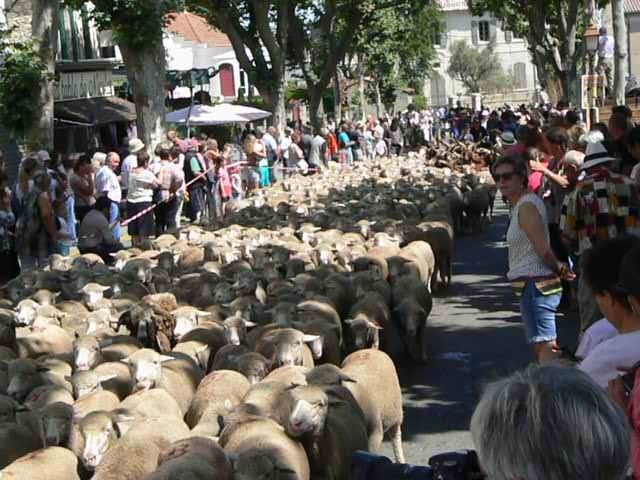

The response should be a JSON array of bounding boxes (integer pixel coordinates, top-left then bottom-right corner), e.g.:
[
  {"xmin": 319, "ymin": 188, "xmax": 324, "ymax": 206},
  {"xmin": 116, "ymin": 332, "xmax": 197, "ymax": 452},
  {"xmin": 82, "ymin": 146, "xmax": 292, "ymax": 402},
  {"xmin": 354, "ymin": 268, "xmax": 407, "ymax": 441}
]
[
  {"xmin": 581, "ymin": 141, "xmax": 615, "ymax": 171},
  {"xmin": 36, "ymin": 150, "xmax": 51, "ymax": 163},
  {"xmin": 562, "ymin": 150, "xmax": 585, "ymax": 169},
  {"xmin": 128, "ymin": 138, "xmax": 145, "ymax": 153},
  {"xmin": 500, "ymin": 131, "xmax": 516, "ymax": 146}
]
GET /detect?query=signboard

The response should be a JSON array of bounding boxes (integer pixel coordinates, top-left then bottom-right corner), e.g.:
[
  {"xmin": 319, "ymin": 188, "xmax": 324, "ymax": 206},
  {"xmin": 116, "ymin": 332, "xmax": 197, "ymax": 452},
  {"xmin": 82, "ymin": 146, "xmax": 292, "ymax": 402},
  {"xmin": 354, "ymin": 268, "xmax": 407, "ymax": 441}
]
[
  {"xmin": 581, "ymin": 74, "xmax": 605, "ymax": 110},
  {"xmin": 55, "ymin": 70, "xmax": 115, "ymax": 102}
]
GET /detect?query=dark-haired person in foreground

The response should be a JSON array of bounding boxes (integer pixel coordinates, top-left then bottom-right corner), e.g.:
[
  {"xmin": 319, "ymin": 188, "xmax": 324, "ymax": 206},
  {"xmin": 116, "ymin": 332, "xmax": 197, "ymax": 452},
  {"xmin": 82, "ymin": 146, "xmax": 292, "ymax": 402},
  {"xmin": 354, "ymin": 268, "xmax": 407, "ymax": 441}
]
[
  {"xmin": 578, "ymin": 236, "xmax": 640, "ymax": 388},
  {"xmin": 77, "ymin": 196, "xmax": 123, "ymax": 264},
  {"xmin": 471, "ymin": 365, "xmax": 630, "ymax": 480}
]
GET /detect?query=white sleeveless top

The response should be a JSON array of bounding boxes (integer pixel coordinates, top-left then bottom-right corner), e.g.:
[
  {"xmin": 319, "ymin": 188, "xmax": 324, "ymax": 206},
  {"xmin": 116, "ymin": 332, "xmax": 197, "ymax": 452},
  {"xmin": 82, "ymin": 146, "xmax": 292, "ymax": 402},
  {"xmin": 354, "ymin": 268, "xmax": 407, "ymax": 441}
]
[{"xmin": 506, "ymin": 193, "xmax": 554, "ymax": 280}]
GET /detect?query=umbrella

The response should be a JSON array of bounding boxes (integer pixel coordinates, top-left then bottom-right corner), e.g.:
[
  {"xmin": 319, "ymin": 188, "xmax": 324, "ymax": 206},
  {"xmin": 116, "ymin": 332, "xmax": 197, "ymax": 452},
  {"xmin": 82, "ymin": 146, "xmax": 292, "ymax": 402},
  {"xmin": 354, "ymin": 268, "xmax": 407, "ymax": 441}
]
[{"xmin": 165, "ymin": 103, "xmax": 272, "ymax": 125}]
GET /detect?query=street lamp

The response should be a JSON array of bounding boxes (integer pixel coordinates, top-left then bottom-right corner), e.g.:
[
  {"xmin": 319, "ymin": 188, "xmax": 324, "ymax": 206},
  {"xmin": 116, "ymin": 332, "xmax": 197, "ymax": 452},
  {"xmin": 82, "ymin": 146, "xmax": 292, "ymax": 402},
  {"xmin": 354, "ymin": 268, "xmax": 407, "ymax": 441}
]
[{"xmin": 584, "ymin": 23, "xmax": 600, "ymax": 128}]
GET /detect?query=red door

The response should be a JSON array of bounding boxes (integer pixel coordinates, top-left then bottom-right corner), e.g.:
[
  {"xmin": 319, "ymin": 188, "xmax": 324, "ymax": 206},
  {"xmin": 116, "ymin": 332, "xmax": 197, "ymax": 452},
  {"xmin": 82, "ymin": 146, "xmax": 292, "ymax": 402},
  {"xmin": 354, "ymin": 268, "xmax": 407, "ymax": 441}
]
[{"xmin": 219, "ymin": 64, "xmax": 235, "ymax": 97}]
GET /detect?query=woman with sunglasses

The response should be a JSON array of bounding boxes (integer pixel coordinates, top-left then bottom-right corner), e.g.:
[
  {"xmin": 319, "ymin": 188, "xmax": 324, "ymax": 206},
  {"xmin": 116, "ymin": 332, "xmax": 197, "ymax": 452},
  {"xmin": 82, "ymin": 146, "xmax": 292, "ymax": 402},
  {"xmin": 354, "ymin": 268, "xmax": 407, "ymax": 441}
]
[{"xmin": 494, "ymin": 155, "xmax": 575, "ymax": 363}]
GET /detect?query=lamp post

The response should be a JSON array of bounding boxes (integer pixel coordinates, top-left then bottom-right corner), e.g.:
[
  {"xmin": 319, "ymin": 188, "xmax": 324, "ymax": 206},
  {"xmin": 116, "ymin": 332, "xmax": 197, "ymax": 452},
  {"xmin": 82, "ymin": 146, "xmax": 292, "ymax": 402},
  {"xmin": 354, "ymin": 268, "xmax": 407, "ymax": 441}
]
[{"xmin": 584, "ymin": 23, "xmax": 600, "ymax": 130}]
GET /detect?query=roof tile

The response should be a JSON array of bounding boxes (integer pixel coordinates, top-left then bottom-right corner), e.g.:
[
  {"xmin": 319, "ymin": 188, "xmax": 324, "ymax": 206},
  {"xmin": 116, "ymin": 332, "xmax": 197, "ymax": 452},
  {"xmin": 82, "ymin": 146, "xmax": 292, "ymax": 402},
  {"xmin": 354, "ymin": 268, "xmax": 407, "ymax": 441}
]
[
  {"xmin": 438, "ymin": 0, "xmax": 469, "ymax": 11},
  {"xmin": 626, "ymin": 0, "xmax": 640, "ymax": 13},
  {"xmin": 166, "ymin": 11, "xmax": 231, "ymax": 48}
]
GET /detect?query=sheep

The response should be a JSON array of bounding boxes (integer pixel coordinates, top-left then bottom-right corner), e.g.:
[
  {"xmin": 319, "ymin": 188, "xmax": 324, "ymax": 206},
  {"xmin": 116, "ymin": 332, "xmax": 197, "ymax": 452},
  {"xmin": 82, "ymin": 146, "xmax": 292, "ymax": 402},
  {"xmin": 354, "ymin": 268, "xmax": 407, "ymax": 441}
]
[
  {"xmin": 15, "ymin": 324, "xmax": 73, "ymax": 359},
  {"xmin": 0, "ymin": 446, "xmax": 80, "ymax": 480},
  {"xmin": 291, "ymin": 317, "xmax": 341, "ymax": 365},
  {"xmin": 146, "ymin": 436, "xmax": 233, "ymax": 480},
  {"xmin": 280, "ymin": 384, "xmax": 369, "ymax": 480},
  {"xmin": 118, "ymin": 388, "xmax": 183, "ymax": 420},
  {"xmin": 307, "ymin": 349, "xmax": 405, "ymax": 463},
  {"xmin": 73, "ymin": 335, "xmax": 102, "ymax": 371},
  {"xmin": 263, "ymin": 365, "xmax": 309, "ymax": 387},
  {"xmin": 209, "ymin": 344, "xmax": 250, "ymax": 372},
  {"xmin": 72, "ymin": 389, "xmax": 121, "ymax": 420},
  {"xmin": 413, "ymin": 221, "xmax": 454, "ymax": 289},
  {"xmin": 121, "ymin": 348, "xmax": 204, "ymax": 415},
  {"xmin": 222, "ymin": 312, "xmax": 256, "ymax": 346},
  {"xmin": 0, "ymin": 422, "xmax": 42, "ymax": 468},
  {"xmin": 38, "ymin": 401, "xmax": 74, "ymax": 447},
  {"xmin": 344, "ymin": 292, "xmax": 403, "ymax": 360},
  {"xmin": 23, "ymin": 385, "xmax": 74, "ymax": 411},
  {"xmin": 92, "ymin": 362, "xmax": 133, "ymax": 400},
  {"xmin": 220, "ymin": 416, "xmax": 310, "ymax": 480},
  {"xmin": 0, "ymin": 395, "xmax": 23, "ymax": 423},
  {"xmin": 388, "ymin": 241, "xmax": 436, "ymax": 293},
  {"xmin": 171, "ymin": 306, "xmax": 214, "ymax": 340},
  {"xmin": 254, "ymin": 328, "xmax": 318, "ymax": 368},
  {"xmin": 186, "ymin": 369, "xmax": 251, "ymax": 434},
  {"xmin": 218, "ymin": 352, "xmax": 271, "ymax": 384}
]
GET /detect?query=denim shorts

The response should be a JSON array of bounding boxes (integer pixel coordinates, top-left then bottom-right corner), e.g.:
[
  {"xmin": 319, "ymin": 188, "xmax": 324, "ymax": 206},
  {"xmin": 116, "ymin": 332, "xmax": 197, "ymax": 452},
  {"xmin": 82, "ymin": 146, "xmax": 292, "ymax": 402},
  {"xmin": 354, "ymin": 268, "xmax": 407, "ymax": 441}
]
[{"xmin": 519, "ymin": 279, "xmax": 561, "ymax": 344}]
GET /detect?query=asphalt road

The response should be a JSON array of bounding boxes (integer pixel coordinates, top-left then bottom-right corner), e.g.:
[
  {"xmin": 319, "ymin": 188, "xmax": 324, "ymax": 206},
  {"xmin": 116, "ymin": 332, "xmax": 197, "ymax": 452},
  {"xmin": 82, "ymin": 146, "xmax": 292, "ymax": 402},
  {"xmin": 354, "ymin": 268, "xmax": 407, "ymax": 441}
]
[{"xmin": 380, "ymin": 203, "xmax": 580, "ymax": 466}]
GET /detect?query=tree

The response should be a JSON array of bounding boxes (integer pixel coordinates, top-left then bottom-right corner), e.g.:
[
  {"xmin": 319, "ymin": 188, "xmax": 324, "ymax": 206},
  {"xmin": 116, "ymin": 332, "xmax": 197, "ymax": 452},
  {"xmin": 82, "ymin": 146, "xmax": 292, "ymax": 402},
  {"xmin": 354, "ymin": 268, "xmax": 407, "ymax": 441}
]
[
  {"xmin": 342, "ymin": 3, "xmax": 441, "ymax": 117},
  {"xmin": 188, "ymin": 0, "xmax": 290, "ymax": 132},
  {"xmin": 446, "ymin": 40, "xmax": 507, "ymax": 93},
  {"xmin": 65, "ymin": 0, "xmax": 179, "ymax": 150},
  {"xmin": 612, "ymin": 0, "xmax": 627, "ymax": 105},
  {"xmin": 469, "ymin": 0, "xmax": 588, "ymax": 104}
]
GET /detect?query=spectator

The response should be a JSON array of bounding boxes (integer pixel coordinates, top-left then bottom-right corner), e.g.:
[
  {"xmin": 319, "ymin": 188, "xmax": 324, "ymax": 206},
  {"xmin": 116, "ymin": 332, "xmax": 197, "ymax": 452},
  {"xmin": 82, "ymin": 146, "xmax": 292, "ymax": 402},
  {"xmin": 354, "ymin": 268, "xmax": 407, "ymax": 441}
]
[
  {"xmin": 70, "ymin": 155, "xmax": 96, "ymax": 223},
  {"xmin": 155, "ymin": 145, "xmax": 183, "ymax": 235},
  {"xmin": 388, "ymin": 118, "xmax": 403, "ymax": 156},
  {"xmin": 471, "ymin": 365, "xmax": 630, "ymax": 480},
  {"xmin": 561, "ymin": 141, "xmax": 640, "ymax": 333},
  {"xmin": 13, "ymin": 155, "xmax": 40, "ymax": 216},
  {"xmin": 608, "ymin": 245, "xmax": 640, "ymax": 479},
  {"xmin": 578, "ymin": 236, "xmax": 640, "ymax": 387},
  {"xmin": 126, "ymin": 152, "xmax": 159, "ymax": 248},
  {"xmin": 14, "ymin": 169, "xmax": 58, "ymax": 271},
  {"xmin": 0, "ymin": 182, "xmax": 19, "ymax": 284},
  {"xmin": 288, "ymin": 131, "xmax": 307, "ymax": 174},
  {"xmin": 77, "ymin": 196, "xmax": 123, "ymax": 263},
  {"xmin": 308, "ymin": 128, "xmax": 328, "ymax": 171},
  {"xmin": 262, "ymin": 126, "xmax": 279, "ymax": 169},
  {"xmin": 184, "ymin": 140, "xmax": 207, "ymax": 223},
  {"xmin": 338, "ymin": 123, "xmax": 354, "ymax": 165},
  {"xmin": 494, "ymin": 155, "xmax": 573, "ymax": 363},
  {"xmin": 608, "ymin": 112, "xmax": 635, "ymax": 175},
  {"xmin": 627, "ymin": 126, "xmax": 640, "ymax": 184},
  {"xmin": 121, "ymin": 138, "xmax": 145, "ymax": 197},
  {"xmin": 598, "ymin": 26, "xmax": 615, "ymax": 97},
  {"xmin": 95, "ymin": 152, "xmax": 122, "ymax": 241},
  {"xmin": 53, "ymin": 198, "xmax": 73, "ymax": 256}
]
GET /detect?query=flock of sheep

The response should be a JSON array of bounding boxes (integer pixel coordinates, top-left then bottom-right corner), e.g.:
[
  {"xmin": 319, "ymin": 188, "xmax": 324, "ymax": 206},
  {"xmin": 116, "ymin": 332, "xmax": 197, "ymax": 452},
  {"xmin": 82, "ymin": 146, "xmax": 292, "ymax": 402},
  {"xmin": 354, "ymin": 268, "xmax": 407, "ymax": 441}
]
[{"xmin": 0, "ymin": 151, "xmax": 496, "ymax": 479}]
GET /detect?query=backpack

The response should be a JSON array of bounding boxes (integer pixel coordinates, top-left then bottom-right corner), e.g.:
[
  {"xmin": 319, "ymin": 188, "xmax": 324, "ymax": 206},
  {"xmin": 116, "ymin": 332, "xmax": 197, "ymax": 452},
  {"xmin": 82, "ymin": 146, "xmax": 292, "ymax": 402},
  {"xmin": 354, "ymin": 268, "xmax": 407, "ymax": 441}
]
[{"xmin": 183, "ymin": 152, "xmax": 205, "ymax": 187}]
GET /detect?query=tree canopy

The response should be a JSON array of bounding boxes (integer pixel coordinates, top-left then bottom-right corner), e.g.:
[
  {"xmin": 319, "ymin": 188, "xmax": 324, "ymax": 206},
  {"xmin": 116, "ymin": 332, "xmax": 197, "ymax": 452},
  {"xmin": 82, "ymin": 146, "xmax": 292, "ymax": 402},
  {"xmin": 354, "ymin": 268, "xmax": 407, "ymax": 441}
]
[{"xmin": 446, "ymin": 39, "xmax": 508, "ymax": 94}]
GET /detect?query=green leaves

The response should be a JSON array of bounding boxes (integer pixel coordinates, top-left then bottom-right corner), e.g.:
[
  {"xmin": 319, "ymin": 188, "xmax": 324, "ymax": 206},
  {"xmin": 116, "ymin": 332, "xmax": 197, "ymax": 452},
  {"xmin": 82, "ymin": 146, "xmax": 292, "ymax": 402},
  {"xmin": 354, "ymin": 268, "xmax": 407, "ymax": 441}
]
[
  {"xmin": 64, "ymin": 0, "xmax": 184, "ymax": 50},
  {"xmin": 0, "ymin": 38, "xmax": 50, "ymax": 139}
]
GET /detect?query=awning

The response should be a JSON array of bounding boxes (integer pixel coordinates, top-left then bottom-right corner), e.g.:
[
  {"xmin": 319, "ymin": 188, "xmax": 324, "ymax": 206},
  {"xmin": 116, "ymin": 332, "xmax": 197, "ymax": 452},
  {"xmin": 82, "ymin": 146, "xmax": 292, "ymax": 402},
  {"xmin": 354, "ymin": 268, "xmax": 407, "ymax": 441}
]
[{"xmin": 54, "ymin": 96, "xmax": 137, "ymax": 126}]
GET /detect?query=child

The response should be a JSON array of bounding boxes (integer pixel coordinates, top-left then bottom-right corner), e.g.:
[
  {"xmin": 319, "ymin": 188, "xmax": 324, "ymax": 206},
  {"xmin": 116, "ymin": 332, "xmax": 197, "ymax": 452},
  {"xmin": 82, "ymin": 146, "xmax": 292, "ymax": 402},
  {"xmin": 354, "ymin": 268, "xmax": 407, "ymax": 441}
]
[
  {"xmin": 375, "ymin": 136, "xmax": 388, "ymax": 158},
  {"xmin": 54, "ymin": 198, "xmax": 73, "ymax": 256}
]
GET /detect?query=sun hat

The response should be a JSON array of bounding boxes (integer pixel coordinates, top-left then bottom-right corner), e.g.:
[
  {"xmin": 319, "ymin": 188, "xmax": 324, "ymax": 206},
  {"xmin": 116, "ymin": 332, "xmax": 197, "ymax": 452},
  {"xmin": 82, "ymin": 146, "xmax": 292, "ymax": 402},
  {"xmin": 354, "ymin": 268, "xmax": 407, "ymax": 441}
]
[
  {"xmin": 128, "ymin": 138, "xmax": 145, "ymax": 154},
  {"xmin": 581, "ymin": 141, "xmax": 615, "ymax": 171},
  {"xmin": 562, "ymin": 150, "xmax": 585, "ymax": 169},
  {"xmin": 500, "ymin": 131, "xmax": 516, "ymax": 146}
]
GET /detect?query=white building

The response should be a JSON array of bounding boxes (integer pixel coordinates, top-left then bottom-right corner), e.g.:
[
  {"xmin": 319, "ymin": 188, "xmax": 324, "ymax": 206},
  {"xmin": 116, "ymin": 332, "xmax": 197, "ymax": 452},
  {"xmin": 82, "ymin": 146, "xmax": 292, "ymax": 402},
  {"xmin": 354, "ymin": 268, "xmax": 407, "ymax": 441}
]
[
  {"xmin": 164, "ymin": 12, "xmax": 256, "ymax": 102},
  {"xmin": 425, "ymin": 0, "xmax": 538, "ymax": 107}
]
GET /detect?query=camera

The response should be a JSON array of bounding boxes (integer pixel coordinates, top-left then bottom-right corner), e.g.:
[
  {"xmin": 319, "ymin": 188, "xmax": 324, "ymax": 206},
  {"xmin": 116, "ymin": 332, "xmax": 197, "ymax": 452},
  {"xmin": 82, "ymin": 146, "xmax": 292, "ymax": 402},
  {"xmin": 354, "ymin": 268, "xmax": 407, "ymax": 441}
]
[{"xmin": 429, "ymin": 450, "xmax": 486, "ymax": 480}]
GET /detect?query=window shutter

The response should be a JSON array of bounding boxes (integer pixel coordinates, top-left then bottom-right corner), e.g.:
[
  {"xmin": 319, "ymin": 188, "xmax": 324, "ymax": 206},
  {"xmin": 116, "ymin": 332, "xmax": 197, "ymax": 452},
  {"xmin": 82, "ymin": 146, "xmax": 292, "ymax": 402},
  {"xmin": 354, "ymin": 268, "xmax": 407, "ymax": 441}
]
[
  {"xmin": 471, "ymin": 21, "xmax": 478, "ymax": 45},
  {"xmin": 505, "ymin": 30, "xmax": 512, "ymax": 43},
  {"xmin": 440, "ymin": 31, "xmax": 448, "ymax": 48},
  {"xmin": 490, "ymin": 19, "xmax": 497, "ymax": 43}
]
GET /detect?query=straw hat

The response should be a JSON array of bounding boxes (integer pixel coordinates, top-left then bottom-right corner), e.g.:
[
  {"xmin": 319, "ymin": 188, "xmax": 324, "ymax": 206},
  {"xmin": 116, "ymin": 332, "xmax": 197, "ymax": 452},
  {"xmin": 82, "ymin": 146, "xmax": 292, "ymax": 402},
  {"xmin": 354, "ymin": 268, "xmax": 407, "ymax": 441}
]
[
  {"xmin": 128, "ymin": 138, "xmax": 145, "ymax": 153},
  {"xmin": 581, "ymin": 141, "xmax": 615, "ymax": 171}
]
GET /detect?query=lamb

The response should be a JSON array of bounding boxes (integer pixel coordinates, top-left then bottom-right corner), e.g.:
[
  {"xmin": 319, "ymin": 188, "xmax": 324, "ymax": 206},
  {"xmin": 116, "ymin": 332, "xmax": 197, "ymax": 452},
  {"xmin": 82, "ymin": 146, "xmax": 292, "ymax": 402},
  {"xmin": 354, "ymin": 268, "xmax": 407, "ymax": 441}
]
[
  {"xmin": 222, "ymin": 312, "xmax": 256, "ymax": 346},
  {"xmin": 121, "ymin": 348, "xmax": 204, "ymax": 415},
  {"xmin": 307, "ymin": 349, "xmax": 405, "ymax": 463},
  {"xmin": 218, "ymin": 352, "xmax": 271, "ymax": 384},
  {"xmin": 0, "ymin": 447, "xmax": 80, "ymax": 480},
  {"xmin": 281, "ymin": 384, "xmax": 369, "ymax": 480},
  {"xmin": 146, "ymin": 436, "xmax": 233, "ymax": 479},
  {"xmin": 186, "ymin": 369, "xmax": 251, "ymax": 434},
  {"xmin": 220, "ymin": 415, "xmax": 310, "ymax": 480},
  {"xmin": 254, "ymin": 328, "xmax": 318, "ymax": 368}
]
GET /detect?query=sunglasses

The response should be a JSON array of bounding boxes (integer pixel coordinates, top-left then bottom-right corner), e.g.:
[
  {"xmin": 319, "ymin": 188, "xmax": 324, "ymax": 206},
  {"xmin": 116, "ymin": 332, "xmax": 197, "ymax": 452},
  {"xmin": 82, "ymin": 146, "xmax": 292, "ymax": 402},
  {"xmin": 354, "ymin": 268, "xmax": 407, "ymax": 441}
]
[{"xmin": 494, "ymin": 172, "xmax": 514, "ymax": 182}]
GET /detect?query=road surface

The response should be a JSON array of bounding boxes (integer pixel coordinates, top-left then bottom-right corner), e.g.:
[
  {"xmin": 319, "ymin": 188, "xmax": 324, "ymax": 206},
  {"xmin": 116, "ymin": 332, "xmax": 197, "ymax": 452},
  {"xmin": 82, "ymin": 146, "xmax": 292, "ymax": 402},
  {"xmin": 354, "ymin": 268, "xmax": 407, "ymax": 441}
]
[{"xmin": 380, "ymin": 204, "xmax": 580, "ymax": 465}]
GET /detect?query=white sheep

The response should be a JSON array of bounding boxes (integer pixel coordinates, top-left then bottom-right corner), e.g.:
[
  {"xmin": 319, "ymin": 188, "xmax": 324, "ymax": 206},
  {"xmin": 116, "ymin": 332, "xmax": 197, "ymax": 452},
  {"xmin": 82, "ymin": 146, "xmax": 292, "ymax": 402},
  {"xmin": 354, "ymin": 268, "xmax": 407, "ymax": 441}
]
[{"xmin": 0, "ymin": 446, "xmax": 80, "ymax": 480}]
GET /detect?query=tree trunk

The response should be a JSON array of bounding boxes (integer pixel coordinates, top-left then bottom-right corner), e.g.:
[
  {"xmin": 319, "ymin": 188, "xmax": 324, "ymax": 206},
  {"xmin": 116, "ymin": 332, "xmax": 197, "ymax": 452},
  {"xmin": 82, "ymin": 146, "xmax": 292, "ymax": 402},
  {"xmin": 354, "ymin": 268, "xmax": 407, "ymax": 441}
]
[
  {"xmin": 333, "ymin": 69, "xmax": 342, "ymax": 122},
  {"xmin": 308, "ymin": 89, "xmax": 324, "ymax": 131},
  {"xmin": 268, "ymin": 75, "xmax": 287, "ymax": 132},
  {"xmin": 358, "ymin": 72, "xmax": 366, "ymax": 122},
  {"xmin": 27, "ymin": 0, "xmax": 59, "ymax": 150},
  {"xmin": 119, "ymin": 39, "xmax": 166, "ymax": 151},
  {"xmin": 612, "ymin": 0, "xmax": 628, "ymax": 105},
  {"xmin": 374, "ymin": 81, "xmax": 383, "ymax": 118}
]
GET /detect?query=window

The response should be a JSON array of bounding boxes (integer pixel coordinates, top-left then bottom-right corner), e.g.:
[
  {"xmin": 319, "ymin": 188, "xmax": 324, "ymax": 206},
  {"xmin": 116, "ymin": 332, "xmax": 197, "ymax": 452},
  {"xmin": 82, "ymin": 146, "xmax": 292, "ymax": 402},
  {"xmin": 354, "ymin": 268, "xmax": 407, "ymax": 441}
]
[
  {"xmin": 513, "ymin": 62, "xmax": 527, "ymax": 89},
  {"xmin": 478, "ymin": 21, "xmax": 490, "ymax": 42}
]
